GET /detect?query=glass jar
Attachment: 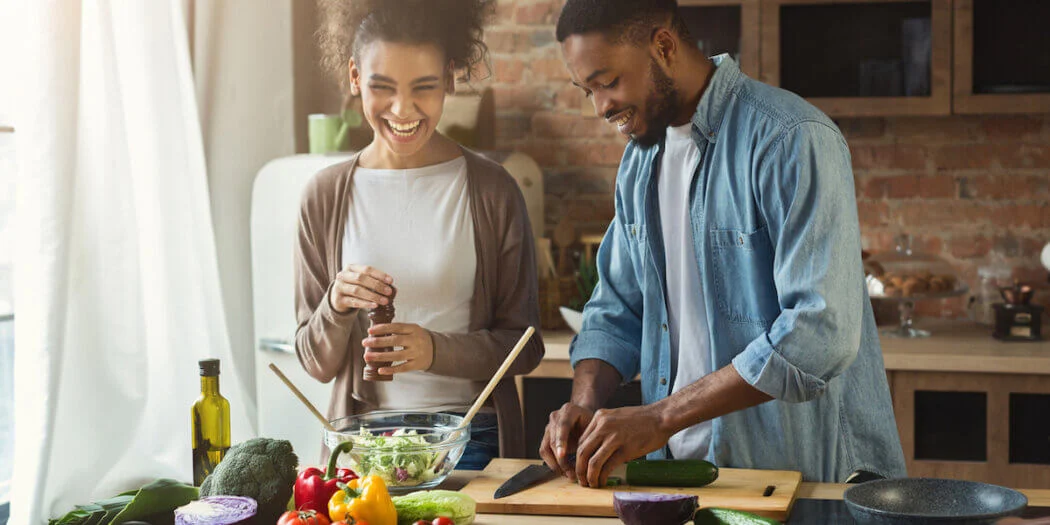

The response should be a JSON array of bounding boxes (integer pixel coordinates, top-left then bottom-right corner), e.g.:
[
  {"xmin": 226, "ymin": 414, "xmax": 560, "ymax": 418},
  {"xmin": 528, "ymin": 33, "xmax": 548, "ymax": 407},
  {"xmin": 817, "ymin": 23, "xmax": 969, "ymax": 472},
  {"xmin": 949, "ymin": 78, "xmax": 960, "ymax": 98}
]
[{"xmin": 969, "ymin": 261, "xmax": 1012, "ymax": 326}]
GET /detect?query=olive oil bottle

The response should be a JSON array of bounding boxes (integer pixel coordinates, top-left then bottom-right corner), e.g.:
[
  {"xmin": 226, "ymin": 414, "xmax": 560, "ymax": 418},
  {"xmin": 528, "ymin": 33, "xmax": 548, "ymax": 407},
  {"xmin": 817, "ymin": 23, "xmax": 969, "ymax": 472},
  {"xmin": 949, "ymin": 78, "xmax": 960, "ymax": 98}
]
[{"xmin": 191, "ymin": 358, "xmax": 230, "ymax": 485}]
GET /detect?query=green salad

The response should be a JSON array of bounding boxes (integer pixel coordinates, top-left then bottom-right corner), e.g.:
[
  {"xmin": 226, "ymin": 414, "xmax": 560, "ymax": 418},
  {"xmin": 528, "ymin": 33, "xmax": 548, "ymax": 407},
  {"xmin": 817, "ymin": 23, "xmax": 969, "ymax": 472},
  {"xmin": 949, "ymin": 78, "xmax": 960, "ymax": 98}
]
[{"xmin": 342, "ymin": 428, "xmax": 447, "ymax": 487}]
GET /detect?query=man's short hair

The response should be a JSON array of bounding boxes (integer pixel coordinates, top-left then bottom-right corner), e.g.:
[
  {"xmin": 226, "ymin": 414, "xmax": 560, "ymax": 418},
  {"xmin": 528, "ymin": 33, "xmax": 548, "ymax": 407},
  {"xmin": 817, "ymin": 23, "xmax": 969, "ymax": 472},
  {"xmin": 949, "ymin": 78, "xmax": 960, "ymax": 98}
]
[{"xmin": 555, "ymin": 0, "xmax": 692, "ymax": 45}]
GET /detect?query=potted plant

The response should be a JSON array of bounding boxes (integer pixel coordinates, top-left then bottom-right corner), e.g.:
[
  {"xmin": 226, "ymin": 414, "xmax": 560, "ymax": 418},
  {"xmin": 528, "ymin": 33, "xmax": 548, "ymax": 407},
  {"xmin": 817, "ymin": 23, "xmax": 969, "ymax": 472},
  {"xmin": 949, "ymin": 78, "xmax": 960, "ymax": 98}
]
[{"xmin": 560, "ymin": 253, "xmax": 598, "ymax": 333}]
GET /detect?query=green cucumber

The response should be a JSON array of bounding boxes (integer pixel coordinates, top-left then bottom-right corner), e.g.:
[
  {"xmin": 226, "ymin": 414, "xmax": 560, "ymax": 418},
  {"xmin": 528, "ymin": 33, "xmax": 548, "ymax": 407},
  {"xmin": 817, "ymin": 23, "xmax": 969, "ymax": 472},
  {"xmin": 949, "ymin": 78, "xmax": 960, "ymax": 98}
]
[
  {"xmin": 623, "ymin": 459, "xmax": 719, "ymax": 487},
  {"xmin": 693, "ymin": 507, "xmax": 782, "ymax": 525}
]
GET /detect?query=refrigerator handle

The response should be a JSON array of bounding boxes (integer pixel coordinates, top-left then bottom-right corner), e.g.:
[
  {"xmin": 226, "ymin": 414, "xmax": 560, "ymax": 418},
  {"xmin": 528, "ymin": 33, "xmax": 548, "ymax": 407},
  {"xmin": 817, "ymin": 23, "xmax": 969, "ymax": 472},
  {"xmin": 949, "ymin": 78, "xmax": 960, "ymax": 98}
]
[{"xmin": 259, "ymin": 338, "xmax": 295, "ymax": 355}]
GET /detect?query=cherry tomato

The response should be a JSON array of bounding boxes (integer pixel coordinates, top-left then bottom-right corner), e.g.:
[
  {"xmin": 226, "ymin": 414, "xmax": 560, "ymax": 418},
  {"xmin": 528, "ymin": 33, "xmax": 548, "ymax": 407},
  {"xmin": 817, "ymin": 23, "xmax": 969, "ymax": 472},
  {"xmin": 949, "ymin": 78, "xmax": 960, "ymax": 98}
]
[
  {"xmin": 413, "ymin": 521, "xmax": 429, "ymax": 525},
  {"xmin": 432, "ymin": 518, "xmax": 455, "ymax": 525},
  {"xmin": 278, "ymin": 510, "xmax": 330, "ymax": 525}
]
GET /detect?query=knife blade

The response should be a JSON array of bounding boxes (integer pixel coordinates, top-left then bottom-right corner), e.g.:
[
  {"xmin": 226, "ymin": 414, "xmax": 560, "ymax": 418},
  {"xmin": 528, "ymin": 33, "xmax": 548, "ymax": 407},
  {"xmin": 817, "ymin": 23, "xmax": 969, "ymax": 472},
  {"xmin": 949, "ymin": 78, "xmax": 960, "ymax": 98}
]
[{"xmin": 493, "ymin": 454, "xmax": 576, "ymax": 499}]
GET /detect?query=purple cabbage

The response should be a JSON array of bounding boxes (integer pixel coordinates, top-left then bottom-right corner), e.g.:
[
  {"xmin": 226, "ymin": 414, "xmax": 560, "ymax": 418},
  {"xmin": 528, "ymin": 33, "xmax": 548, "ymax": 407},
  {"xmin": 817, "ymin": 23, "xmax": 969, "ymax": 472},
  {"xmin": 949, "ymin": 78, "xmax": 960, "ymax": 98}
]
[
  {"xmin": 613, "ymin": 492, "xmax": 699, "ymax": 525},
  {"xmin": 174, "ymin": 496, "xmax": 258, "ymax": 525}
]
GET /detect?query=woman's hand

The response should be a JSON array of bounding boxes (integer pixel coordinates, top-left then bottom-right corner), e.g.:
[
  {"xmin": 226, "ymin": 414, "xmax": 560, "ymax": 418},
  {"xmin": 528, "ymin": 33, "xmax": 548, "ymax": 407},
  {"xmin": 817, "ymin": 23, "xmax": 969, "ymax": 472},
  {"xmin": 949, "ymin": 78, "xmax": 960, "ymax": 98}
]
[
  {"xmin": 329, "ymin": 264, "xmax": 394, "ymax": 314},
  {"xmin": 362, "ymin": 323, "xmax": 435, "ymax": 375}
]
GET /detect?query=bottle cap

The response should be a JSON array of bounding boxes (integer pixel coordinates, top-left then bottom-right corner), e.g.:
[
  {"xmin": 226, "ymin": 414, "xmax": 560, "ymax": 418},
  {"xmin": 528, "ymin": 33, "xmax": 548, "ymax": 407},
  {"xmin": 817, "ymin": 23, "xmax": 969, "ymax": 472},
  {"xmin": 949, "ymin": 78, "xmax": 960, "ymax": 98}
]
[{"xmin": 199, "ymin": 358, "xmax": 221, "ymax": 376}]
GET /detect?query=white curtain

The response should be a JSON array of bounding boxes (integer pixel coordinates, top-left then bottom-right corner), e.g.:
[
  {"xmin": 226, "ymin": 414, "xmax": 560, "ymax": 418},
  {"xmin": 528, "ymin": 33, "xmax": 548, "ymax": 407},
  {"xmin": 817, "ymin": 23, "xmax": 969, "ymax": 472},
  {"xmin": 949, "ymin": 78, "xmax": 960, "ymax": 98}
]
[{"xmin": 9, "ymin": 1, "xmax": 255, "ymax": 523}]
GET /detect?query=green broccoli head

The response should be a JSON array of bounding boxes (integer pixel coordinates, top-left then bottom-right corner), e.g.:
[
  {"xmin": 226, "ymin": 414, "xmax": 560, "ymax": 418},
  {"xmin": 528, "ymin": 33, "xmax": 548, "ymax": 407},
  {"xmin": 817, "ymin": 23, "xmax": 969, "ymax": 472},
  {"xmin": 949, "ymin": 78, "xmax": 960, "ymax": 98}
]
[{"xmin": 200, "ymin": 437, "xmax": 298, "ymax": 524}]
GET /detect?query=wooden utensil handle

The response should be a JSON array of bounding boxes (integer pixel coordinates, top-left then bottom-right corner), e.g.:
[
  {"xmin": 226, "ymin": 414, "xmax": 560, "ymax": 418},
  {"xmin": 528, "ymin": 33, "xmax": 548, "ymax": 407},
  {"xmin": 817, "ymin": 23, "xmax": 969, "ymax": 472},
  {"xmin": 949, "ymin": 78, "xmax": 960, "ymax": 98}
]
[
  {"xmin": 460, "ymin": 326, "xmax": 536, "ymax": 428},
  {"xmin": 269, "ymin": 363, "xmax": 336, "ymax": 432}
]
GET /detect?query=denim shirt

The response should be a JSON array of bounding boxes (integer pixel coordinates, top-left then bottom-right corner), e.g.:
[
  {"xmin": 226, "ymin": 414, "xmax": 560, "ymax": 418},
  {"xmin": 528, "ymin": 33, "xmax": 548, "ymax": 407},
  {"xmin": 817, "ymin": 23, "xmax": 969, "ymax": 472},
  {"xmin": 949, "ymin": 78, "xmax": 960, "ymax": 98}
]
[{"xmin": 569, "ymin": 56, "xmax": 906, "ymax": 482}]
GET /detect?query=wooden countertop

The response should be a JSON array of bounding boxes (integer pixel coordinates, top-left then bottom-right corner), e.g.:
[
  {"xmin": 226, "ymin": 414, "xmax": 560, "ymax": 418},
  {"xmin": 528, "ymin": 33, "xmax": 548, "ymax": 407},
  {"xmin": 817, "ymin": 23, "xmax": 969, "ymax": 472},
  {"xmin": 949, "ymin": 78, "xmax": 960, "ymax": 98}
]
[
  {"xmin": 529, "ymin": 320, "xmax": 1050, "ymax": 379},
  {"xmin": 441, "ymin": 471, "xmax": 1050, "ymax": 524}
]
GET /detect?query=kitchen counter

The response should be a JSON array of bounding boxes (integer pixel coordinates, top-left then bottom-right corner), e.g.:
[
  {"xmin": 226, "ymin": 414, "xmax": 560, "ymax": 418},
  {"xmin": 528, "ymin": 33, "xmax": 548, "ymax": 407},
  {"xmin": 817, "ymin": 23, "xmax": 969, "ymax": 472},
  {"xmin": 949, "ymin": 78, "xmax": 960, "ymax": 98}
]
[
  {"xmin": 529, "ymin": 320, "xmax": 1050, "ymax": 379},
  {"xmin": 442, "ymin": 471, "xmax": 1050, "ymax": 524}
]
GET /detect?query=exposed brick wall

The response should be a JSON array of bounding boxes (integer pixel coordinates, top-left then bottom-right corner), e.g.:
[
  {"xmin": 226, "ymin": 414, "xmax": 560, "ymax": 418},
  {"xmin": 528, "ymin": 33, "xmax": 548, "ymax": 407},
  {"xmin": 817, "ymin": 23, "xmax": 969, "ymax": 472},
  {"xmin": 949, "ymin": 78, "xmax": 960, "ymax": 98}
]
[
  {"xmin": 482, "ymin": 0, "xmax": 622, "ymax": 238},
  {"xmin": 483, "ymin": 0, "xmax": 1050, "ymax": 318},
  {"xmin": 845, "ymin": 115, "xmax": 1050, "ymax": 317}
]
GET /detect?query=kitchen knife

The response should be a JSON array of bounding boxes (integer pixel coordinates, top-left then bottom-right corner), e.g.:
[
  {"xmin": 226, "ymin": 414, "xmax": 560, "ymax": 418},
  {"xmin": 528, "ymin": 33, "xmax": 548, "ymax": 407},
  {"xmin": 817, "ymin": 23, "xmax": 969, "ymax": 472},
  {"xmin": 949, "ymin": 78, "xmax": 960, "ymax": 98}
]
[{"xmin": 493, "ymin": 454, "xmax": 576, "ymax": 499}]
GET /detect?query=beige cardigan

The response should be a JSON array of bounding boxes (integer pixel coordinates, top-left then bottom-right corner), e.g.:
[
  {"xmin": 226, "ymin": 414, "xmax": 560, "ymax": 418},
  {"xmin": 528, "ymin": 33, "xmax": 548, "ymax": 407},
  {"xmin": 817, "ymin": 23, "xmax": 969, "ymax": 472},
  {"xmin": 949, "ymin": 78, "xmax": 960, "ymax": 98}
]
[{"xmin": 293, "ymin": 147, "xmax": 544, "ymax": 459}]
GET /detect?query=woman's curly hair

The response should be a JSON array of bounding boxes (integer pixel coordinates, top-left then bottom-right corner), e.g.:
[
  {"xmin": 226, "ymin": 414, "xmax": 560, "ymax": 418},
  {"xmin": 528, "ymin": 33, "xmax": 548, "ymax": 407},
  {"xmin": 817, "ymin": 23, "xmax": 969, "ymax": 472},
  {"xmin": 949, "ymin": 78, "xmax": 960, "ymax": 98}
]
[{"xmin": 318, "ymin": 0, "xmax": 495, "ymax": 87}]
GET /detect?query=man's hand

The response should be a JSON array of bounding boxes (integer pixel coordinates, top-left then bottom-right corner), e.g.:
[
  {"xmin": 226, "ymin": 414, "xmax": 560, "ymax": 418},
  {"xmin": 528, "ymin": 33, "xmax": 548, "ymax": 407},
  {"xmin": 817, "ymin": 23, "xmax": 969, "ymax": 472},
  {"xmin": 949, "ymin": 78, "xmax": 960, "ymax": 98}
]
[
  {"xmin": 574, "ymin": 404, "xmax": 674, "ymax": 488},
  {"xmin": 539, "ymin": 403, "xmax": 595, "ymax": 481},
  {"xmin": 362, "ymin": 323, "xmax": 434, "ymax": 374}
]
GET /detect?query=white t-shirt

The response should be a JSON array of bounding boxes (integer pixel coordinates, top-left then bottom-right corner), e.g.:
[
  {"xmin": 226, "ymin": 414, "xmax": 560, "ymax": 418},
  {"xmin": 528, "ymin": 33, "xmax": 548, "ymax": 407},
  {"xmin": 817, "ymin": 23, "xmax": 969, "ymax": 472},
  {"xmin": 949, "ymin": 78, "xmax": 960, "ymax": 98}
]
[
  {"xmin": 658, "ymin": 123, "xmax": 714, "ymax": 460},
  {"xmin": 341, "ymin": 156, "xmax": 480, "ymax": 411}
]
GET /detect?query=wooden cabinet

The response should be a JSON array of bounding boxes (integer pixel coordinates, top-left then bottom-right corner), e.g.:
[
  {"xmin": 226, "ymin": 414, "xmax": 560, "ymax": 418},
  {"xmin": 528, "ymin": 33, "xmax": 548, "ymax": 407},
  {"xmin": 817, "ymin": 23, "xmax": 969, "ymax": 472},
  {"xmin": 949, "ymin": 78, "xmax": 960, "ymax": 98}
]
[
  {"xmin": 891, "ymin": 371, "xmax": 1050, "ymax": 489},
  {"xmin": 951, "ymin": 0, "xmax": 1050, "ymax": 114},
  {"xmin": 526, "ymin": 325, "xmax": 1050, "ymax": 487},
  {"xmin": 679, "ymin": 0, "xmax": 762, "ymax": 79},
  {"xmin": 759, "ymin": 0, "xmax": 952, "ymax": 117},
  {"xmin": 681, "ymin": 0, "xmax": 1050, "ymax": 116}
]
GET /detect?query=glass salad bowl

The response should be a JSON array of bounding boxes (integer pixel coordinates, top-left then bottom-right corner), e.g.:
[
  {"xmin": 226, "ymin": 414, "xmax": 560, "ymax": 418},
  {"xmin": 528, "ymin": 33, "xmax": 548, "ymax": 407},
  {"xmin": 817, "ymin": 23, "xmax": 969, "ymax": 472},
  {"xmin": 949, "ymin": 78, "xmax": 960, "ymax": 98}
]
[
  {"xmin": 323, "ymin": 411, "xmax": 470, "ymax": 493},
  {"xmin": 864, "ymin": 235, "xmax": 969, "ymax": 338}
]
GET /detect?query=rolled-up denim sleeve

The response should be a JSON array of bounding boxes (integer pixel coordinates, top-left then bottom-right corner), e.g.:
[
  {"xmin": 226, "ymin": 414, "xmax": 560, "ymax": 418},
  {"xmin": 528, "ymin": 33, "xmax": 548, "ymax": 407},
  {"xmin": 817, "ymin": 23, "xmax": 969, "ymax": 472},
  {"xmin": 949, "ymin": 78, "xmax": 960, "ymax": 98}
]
[
  {"xmin": 732, "ymin": 121, "xmax": 865, "ymax": 403},
  {"xmin": 569, "ymin": 192, "xmax": 643, "ymax": 384}
]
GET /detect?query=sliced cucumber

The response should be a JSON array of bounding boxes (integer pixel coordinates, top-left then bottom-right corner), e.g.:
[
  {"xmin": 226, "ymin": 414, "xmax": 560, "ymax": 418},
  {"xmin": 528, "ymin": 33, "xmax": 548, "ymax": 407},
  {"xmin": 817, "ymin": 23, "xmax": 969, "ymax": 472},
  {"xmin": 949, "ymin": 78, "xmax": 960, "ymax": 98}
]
[
  {"xmin": 693, "ymin": 507, "xmax": 782, "ymax": 525},
  {"xmin": 623, "ymin": 459, "xmax": 719, "ymax": 487}
]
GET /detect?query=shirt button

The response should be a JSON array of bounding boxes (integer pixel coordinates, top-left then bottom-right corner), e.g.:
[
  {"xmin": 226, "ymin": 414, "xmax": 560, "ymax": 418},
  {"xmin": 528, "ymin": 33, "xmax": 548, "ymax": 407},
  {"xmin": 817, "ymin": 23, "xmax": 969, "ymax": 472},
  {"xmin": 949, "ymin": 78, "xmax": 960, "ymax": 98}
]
[
  {"xmin": 662, "ymin": 323, "xmax": 668, "ymax": 332},
  {"xmin": 739, "ymin": 236, "xmax": 745, "ymax": 245},
  {"xmin": 660, "ymin": 377, "xmax": 667, "ymax": 385}
]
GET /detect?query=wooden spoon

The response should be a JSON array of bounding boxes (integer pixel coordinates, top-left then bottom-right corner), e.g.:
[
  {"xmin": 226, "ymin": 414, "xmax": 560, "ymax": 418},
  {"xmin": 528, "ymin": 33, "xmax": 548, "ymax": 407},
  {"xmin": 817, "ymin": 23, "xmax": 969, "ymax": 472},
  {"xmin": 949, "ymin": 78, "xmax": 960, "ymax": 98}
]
[
  {"xmin": 431, "ymin": 327, "xmax": 537, "ymax": 470},
  {"xmin": 553, "ymin": 218, "xmax": 576, "ymax": 276},
  {"xmin": 269, "ymin": 362, "xmax": 336, "ymax": 432}
]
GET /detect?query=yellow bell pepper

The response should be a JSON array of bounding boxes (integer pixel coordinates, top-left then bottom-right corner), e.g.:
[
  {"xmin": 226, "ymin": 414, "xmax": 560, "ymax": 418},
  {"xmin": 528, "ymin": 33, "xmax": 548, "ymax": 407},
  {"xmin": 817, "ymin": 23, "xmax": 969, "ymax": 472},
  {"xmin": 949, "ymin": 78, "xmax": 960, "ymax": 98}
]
[{"xmin": 328, "ymin": 475, "xmax": 397, "ymax": 525}]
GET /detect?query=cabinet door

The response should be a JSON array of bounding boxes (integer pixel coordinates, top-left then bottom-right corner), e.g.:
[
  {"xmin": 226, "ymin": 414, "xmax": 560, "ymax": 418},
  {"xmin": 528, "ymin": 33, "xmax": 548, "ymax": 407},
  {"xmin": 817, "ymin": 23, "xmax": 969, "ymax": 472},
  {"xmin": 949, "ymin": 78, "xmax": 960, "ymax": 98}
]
[
  {"xmin": 952, "ymin": 0, "xmax": 1050, "ymax": 114},
  {"xmin": 892, "ymin": 371, "xmax": 1050, "ymax": 489},
  {"xmin": 761, "ymin": 0, "xmax": 952, "ymax": 117}
]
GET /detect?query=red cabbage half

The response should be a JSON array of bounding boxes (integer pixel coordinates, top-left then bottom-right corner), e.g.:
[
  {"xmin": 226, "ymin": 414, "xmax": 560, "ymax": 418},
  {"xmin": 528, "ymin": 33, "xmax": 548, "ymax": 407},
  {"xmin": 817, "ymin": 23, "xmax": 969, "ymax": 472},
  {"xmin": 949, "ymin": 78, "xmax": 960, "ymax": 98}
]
[
  {"xmin": 613, "ymin": 491, "xmax": 699, "ymax": 525},
  {"xmin": 174, "ymin": 496, "xmax": 258, "ymax": 525}
]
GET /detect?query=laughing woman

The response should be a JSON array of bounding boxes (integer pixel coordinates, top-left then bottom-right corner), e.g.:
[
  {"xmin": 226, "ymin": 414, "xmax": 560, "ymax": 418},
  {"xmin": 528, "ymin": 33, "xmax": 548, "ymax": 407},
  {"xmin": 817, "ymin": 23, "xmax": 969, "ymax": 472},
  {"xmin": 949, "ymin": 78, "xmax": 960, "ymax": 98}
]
[{"xmin": 294, "ymin": 0, "xmax": 544, "ymax": 470}]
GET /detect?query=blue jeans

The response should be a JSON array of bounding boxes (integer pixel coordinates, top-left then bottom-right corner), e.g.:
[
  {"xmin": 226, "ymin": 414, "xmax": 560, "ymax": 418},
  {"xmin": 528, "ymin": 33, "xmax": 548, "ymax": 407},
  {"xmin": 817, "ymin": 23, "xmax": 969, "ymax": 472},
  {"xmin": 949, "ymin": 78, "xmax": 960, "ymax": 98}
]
[{"xmin": 453, "ymin": 413, "xmax": 499, "ymax": 471}]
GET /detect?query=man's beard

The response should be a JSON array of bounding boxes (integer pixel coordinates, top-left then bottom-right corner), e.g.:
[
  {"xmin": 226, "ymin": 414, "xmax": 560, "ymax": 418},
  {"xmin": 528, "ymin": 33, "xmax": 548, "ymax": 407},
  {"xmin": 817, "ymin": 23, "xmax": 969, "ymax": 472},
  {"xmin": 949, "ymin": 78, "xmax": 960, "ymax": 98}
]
[{"xmin": 632, "ymin": 59, "xmax": 682, "ymax": 148}]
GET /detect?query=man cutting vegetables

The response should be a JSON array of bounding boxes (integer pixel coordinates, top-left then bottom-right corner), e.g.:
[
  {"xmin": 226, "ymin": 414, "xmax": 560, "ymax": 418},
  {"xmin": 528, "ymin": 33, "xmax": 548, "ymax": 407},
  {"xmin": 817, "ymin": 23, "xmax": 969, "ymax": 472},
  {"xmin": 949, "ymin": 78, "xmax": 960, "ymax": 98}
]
[{"xmin": 540, "ymin": 0, "xmax": 907, "ymax": 485}]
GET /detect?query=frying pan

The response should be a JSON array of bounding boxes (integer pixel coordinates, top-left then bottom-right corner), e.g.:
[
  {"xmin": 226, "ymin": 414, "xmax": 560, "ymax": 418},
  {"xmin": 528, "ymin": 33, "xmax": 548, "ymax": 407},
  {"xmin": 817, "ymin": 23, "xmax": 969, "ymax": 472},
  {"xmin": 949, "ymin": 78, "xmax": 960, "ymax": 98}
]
[{"xmin": 844, "ymin": 478, "xmax": 1028, "ymax": 525}]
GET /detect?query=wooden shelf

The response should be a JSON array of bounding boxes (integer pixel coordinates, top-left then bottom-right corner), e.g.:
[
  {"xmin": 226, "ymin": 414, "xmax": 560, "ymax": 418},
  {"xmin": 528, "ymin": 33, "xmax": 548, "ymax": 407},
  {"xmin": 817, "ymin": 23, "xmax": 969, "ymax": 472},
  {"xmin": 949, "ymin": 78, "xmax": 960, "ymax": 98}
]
[
  {"xmin": 952, "ymin": 0, "xmax": 1050, "ymax": 114},
  {"xmin": 760, "ymin": 0, "xmax": 952, "ymax": 117}
]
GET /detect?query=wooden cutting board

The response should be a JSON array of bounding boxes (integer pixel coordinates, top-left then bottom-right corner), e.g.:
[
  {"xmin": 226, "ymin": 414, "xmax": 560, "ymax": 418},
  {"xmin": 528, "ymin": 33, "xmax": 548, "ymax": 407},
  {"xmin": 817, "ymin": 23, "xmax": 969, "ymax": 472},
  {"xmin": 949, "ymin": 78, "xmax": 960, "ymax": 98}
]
[{"xmin": 461, "ymin": 459, "xmax": 803, "ymax": 521}]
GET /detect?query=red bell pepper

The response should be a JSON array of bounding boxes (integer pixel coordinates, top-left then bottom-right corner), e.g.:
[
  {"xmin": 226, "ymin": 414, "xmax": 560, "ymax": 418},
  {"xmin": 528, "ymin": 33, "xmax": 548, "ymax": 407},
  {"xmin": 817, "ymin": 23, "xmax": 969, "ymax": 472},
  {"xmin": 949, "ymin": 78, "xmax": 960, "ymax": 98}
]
[{"xmin": 295, "ymin": 441, "xmax": 358, "ymax": 518}]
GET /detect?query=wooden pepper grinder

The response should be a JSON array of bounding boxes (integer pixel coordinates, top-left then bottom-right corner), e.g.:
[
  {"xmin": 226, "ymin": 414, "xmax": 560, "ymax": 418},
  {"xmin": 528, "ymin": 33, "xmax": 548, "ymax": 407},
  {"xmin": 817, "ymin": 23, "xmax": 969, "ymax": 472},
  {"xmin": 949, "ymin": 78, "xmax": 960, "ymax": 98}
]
[{"xmin": 364, "ymin": 286, "xmax": 397, "ymax": 381}]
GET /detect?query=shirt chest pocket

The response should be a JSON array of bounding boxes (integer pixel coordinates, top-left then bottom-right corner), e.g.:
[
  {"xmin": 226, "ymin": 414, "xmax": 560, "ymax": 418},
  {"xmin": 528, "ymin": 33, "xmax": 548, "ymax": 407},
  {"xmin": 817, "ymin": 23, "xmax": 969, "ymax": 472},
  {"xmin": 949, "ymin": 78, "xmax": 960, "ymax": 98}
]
[{"xmin": 709, "ymin": 227, "xmax": 779, "ymax": 325}]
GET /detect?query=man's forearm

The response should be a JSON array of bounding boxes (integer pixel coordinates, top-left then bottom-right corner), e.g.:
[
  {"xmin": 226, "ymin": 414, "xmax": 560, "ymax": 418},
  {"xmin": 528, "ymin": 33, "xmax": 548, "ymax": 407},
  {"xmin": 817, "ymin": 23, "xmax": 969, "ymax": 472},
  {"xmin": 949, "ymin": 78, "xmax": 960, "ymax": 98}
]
[
  {"xmin": 571, "ymin": 358, "xmax": 623, "ymax": 412},
  {"xmin": 654, "ymin": 363, "xmax": 773, "ymax": 436}
]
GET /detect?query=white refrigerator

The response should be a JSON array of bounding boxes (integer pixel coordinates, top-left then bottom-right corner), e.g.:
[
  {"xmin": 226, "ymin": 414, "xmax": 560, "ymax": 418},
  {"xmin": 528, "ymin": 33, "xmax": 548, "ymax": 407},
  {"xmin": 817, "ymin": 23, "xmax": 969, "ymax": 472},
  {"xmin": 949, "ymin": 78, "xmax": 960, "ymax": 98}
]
[{"xmin": 250, "ymin": 154, "xmax": 353, "ymax": 464}]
